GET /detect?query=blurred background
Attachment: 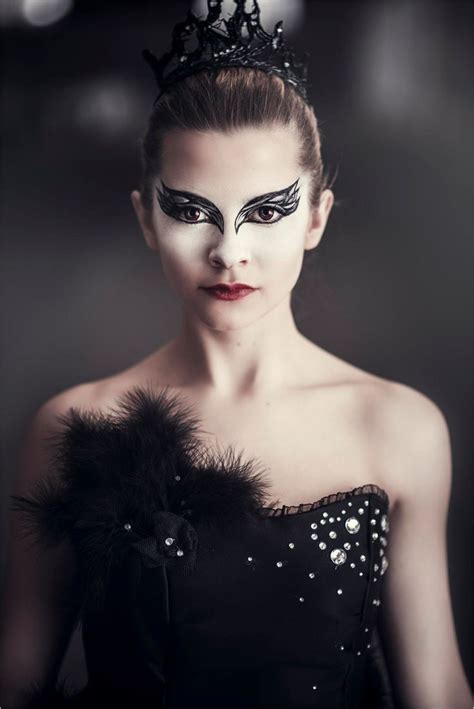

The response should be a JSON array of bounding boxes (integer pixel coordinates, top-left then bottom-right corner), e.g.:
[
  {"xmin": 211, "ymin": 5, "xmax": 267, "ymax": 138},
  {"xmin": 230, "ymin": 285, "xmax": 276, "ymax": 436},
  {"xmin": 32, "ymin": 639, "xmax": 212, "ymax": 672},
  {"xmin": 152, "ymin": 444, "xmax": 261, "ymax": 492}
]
[{"xmin": 1, "ymin": 0, "xmax": 472, "ymax": 692}]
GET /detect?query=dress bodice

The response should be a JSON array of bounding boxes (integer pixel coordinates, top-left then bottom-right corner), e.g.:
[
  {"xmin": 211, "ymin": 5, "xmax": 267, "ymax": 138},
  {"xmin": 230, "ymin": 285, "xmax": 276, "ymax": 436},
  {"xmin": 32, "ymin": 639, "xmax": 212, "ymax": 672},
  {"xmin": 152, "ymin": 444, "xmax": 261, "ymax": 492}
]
[{"xmin": 11, "ymin": 386, "xmax": 394, "ymax": 709}]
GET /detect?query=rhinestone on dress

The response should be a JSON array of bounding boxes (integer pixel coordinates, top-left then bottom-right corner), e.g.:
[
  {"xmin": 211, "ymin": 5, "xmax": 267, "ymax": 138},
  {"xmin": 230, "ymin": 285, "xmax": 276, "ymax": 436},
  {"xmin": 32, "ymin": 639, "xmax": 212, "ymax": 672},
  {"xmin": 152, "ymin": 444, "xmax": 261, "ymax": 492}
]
[
  {"xmin": 288, "ymin": 542, "xmax": 295, "ymax": 549},
  {"xmin": 123, "ymin": 523, "xmax": 132, "ymax": 531},
  {"xmin": 247, "ymin": 556, "xmax": 253, "ymax": 562},
  {"xmin": 350, "ymin": 562, "xmax": 355, "ymax": 568},
  {"xmin": 312, "ymin": 684, "xmax": 317, "ymax": 690},
  {"xmin": 276, "ymin": 561, "xmax": 283, "ymax": 568},
  {"xmin": 330, "ymin": 548, "xmax": 347, "ymax": 565},
  {"xmin": 381, "ymin": 514, "xmax": 389, "ymax": 532},
  {"xmin": 323, "ymin": 512, "xmax": 329, "ymax": 517},
  {"xmin": 299, "ymin": 596, "xmax": 305, "ymax": 602},
  {"xmin": 329, "ymin": 531, "xmax": 337, "ymax": 539},
  {"xmin": 319, "ymin": 541, "xmax": 327, "ymax": 550},
  {"xmin": 364, "ymin": 500, "xmax": 369, "ymax": 506},
  {"xmin": 345, "ymin": 517, "xmax": 360, "ymax": 534},
  {"xmin": 165, "ymin": 537, "xmax": 175, "ymax": 546},
  {"xmin": 343, "ymin": 542, "xmax": 351, "ymax": 550},
  {"xmin": 360, "ymin": 554, "xmax": 366, "ymax": 562},
  {"xmin": 176, "ymin": 549, "xmax": 184, "ymax": 557},
  {"xmin": 337, "ymin": 588, "xmax": 343, "ymax": 595},
  {"xmin": 320, "ymin": 519, "xmax": 326, "ymax": 525},
  {"xmin": 381, "ymin": 555, "xmax": 389, "ymax": 575},
  {"xmin": 370, "ymin": 519, "xmax": 377, "ymax": 525},
  {"xmin": 174, "ymin": 475, "xmax": 181, "ymax": 481},
  {"xmin": 311, "ymin": 533, "xmax": 318, "ymax": 540},
  {"xmin": 371, "ymin": 532, "xmax": 379, "ymax": 540},
  {"xmin": 375, "ymin": 508, "xmax": 380, "ymax": 514},
  {"xmin": 308, "ymin": 572, "xmax": 316, "ymax": 578},
  {"xmin": 310, "ymin": 522, "xmax": 318, "ymax": 529},
  {"xmin": 380, "ymin": 536, "xmax": 387, "ymax": 547},
  {"xmin": 357, "ymin": 507, "xmax": 364, "ymax": 514},
  {"xmin": 329, "ymin": 517, "xmax": 335, "ymax": 523}
]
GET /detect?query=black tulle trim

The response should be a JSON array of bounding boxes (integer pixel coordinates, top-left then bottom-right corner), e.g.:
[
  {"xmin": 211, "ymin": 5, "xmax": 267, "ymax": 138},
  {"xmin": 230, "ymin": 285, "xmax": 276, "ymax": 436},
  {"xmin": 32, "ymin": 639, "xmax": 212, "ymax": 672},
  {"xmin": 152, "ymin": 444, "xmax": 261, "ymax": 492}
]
[{"xmin": 258, "ymin": 483, "xmax": 389, "ymax": 518}]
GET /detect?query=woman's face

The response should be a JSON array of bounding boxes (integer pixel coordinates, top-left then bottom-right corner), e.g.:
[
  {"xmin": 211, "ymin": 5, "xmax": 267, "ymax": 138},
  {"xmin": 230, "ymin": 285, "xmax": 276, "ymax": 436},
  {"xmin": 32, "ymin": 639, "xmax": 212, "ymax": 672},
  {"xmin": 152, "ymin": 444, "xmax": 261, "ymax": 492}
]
[{"xmin": 132, "ymin": 124, "xmax": 333, "ymax": 331}]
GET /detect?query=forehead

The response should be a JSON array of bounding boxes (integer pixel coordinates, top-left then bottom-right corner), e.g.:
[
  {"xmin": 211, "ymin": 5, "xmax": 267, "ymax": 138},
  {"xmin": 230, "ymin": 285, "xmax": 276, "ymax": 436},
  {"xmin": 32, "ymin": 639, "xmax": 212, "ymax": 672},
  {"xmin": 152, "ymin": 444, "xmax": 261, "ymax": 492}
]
[{"xmin": 159, "ymin": 125, "xmax": 303, "ymax": 201}]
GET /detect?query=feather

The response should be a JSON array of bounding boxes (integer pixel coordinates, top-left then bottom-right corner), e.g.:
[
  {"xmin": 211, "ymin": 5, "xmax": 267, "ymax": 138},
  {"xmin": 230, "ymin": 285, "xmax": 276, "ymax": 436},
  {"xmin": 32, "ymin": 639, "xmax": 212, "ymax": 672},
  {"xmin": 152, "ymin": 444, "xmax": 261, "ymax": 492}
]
[{"xmin": 10, "ymin": 383, "xmax": 272, "ymax": 612}]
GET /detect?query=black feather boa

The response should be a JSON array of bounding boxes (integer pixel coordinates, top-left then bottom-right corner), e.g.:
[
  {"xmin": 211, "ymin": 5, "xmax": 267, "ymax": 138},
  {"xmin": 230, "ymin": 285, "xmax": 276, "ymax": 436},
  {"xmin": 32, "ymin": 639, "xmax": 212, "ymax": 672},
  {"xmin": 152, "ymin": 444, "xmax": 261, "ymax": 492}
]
[{"xmin": 11, "ymin": 384, "xmax": 272, "ymax": 615}]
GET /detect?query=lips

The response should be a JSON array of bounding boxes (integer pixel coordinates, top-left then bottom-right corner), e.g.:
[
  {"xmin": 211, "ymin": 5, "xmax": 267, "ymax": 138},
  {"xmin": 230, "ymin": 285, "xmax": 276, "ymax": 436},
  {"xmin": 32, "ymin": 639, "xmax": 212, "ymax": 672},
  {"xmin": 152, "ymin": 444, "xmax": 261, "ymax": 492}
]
[
  {"xmin": 203, "ymin": 283, "xmax": 255, "ymax": 292},
  {"xmin": 201, "ymin": 283, "xmax": 257, "ymax": 301}
]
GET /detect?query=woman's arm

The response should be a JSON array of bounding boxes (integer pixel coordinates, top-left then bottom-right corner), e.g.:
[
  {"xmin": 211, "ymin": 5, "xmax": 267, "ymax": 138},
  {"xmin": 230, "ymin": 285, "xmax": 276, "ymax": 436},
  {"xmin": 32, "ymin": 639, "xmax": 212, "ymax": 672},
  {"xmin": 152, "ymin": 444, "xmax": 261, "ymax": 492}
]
[
  {"xmin": 0, "ymin": 393, "xmax": 82, "ymax": 709},
  {"xmin": 377, "ymin": 385, "xmax": 472, "ymax": 709}
]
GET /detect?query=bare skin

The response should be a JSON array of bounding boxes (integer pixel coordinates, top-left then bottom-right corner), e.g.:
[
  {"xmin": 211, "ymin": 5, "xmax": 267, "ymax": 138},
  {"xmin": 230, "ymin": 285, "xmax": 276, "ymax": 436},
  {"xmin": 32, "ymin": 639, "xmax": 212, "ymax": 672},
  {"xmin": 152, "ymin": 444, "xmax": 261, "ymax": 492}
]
[{"xmin": 0, "ymin": 125, "xmax": 471, "ymax": 708}]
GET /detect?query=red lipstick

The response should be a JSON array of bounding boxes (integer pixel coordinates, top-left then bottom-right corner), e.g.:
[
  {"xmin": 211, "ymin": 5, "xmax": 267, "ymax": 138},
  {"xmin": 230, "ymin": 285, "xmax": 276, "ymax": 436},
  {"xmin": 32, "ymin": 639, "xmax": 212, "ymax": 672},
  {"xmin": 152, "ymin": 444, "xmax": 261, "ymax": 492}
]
[{"xmin": 201, "ymin": 283, "xmax": 257, "ymax": 301}]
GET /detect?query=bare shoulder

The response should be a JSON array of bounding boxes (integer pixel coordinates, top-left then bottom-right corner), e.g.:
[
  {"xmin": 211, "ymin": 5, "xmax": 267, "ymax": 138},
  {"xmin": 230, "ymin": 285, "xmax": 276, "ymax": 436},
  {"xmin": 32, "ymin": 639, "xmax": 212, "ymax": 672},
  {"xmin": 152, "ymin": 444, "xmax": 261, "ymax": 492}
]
[
  {"xmin": 359, "ymin": 374, "xmax": 452, "ymax": 509},
  {"xmin": 315, "ymin": 343, "xmax": 452, "ymax": 507}
]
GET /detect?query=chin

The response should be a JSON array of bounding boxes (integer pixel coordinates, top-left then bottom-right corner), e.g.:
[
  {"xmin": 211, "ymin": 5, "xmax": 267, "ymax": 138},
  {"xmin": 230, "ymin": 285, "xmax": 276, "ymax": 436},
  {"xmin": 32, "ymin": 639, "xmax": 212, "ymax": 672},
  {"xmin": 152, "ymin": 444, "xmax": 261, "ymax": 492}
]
[{"xmin": 187, "ymin": 301, "xmax": 270, "ymax": 332}]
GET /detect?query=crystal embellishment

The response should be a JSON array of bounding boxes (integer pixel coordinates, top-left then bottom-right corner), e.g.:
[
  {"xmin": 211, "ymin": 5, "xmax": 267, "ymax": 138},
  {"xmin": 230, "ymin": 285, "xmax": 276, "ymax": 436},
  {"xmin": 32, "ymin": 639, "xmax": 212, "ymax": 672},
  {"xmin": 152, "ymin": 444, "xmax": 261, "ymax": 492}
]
[
  {"xmin": 330, "ymin": 548, "xmax": 347, "ymax": 565},
  {"xmin": 345, "ymin": 516, "xmax": 361, "ymax": 534}
]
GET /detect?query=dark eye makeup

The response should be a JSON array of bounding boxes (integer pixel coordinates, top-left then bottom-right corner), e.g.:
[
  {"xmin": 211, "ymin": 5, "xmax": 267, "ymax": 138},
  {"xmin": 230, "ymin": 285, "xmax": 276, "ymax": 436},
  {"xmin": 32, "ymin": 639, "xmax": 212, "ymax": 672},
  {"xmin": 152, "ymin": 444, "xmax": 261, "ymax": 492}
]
[{"xmin": 155, "ymin": 178, "xmax": 301, "ymax": 233}]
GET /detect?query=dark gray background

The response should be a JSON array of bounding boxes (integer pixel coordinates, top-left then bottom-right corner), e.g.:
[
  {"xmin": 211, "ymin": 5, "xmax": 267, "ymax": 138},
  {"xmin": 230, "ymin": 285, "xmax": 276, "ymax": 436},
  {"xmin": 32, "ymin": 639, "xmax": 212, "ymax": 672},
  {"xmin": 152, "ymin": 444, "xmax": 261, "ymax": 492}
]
[{"xmin": 1, "ymin": 0, "xmax": 472, "ymax": 692}]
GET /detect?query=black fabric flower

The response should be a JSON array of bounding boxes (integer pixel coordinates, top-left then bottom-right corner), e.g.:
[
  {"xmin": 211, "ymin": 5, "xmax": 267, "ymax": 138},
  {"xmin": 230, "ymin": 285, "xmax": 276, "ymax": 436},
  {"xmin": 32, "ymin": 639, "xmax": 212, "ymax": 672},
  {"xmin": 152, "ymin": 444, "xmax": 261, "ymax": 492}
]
[
  {"xmin": 129, "ymin": 509, "xmax": 199, "ymax": 571},
  {"xmin": 11, "ymin": 383, "xmax": 271, "ymax": 613}
]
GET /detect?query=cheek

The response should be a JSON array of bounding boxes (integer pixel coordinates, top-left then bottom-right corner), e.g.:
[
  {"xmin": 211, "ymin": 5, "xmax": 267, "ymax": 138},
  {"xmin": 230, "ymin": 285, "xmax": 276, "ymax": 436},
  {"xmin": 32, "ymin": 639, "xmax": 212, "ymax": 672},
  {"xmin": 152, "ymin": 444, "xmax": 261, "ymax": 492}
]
[
  {"xmin": 251, "ymin": 216, "xmax": 306, "ymax": 278},
  {"xmin": 156, "ymin": 225, "xmax": 205, "ymax": 291}
]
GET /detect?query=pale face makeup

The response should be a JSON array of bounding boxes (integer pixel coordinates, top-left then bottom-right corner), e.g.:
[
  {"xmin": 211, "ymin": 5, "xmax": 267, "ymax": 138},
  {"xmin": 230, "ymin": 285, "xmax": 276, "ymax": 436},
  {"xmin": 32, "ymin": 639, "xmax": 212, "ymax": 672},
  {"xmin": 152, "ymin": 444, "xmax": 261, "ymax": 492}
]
[{"xmin": 144, "ymin": 125, "xmax": 328, "ymax": 332}]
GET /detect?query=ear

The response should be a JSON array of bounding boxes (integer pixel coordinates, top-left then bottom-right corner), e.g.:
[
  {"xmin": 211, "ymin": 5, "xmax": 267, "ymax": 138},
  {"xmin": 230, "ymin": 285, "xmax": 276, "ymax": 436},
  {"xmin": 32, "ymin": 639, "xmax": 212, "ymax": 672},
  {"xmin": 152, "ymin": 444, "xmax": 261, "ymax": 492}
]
[
  {"xmin": 130, "ymin": 190, "xmax": 159, "ymax": 251},
  {"xmin": 304, "ymin": 189, "xmax": 335, "ymax": 251}
]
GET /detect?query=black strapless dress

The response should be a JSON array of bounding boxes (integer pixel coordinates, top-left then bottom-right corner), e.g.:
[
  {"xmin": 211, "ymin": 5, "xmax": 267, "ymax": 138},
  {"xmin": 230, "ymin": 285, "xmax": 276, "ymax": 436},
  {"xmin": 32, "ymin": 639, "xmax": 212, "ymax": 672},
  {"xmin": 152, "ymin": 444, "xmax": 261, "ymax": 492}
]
[{"xmin": 11, "ymin": 385, "xmax": 395, "ymax": 709}]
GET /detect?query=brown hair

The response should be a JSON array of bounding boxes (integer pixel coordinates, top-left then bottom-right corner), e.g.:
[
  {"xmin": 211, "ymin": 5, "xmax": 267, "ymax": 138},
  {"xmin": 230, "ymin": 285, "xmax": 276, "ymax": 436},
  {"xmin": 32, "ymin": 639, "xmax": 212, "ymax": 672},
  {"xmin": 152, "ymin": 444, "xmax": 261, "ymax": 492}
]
[{"xmin": 139, "ymin": 67, "xmax": 332, "ymax": 212}]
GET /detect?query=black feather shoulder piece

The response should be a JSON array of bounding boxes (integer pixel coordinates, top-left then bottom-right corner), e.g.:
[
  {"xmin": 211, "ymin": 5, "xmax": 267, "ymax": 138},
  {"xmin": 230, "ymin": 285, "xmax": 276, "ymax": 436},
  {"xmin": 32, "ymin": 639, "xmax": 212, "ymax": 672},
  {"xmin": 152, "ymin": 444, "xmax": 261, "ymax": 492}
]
[{"xmin": 10, "ymin": 384, "xmax": 272, "ymax": 612}]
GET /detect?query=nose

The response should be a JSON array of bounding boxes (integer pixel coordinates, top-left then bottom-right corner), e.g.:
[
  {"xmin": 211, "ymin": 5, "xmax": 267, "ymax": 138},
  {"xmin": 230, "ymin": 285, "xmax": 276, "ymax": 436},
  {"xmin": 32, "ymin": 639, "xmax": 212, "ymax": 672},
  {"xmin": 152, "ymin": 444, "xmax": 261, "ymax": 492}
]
[{"xmin": 208, "ymin": 231, "xmax": 251, "ymax": 269}]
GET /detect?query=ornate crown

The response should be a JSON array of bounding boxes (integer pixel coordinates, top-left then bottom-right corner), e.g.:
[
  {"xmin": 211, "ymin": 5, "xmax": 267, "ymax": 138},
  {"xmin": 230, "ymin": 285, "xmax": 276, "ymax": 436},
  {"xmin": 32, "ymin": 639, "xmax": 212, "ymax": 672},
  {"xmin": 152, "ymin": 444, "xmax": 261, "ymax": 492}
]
[{"xmin": 142, "ymin": 0, "xmax": 309, "ymax": 104}]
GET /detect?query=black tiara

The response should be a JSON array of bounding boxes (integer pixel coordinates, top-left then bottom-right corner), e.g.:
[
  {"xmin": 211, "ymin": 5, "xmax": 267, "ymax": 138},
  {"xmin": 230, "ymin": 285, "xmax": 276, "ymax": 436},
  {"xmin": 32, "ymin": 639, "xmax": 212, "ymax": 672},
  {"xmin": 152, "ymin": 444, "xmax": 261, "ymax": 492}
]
[{"xmin": 142, "ymin": 0, "xmax": 309, "ymax": 104}]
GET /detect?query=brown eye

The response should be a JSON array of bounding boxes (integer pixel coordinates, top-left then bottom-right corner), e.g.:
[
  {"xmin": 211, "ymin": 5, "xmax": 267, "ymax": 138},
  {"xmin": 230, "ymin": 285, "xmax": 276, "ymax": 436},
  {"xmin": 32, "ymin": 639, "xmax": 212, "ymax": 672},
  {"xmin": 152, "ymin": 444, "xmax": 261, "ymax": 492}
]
[
  {"xmin": 183, "ymin": 206, "xmax": 202, "ymax": 221},
  {"xmin": 248, "ymin": 205, "xmax": 283, "ymax": 224},
  {"xmin": 258, "ymin": 206, "xmax": 275, "ymax": 221}
]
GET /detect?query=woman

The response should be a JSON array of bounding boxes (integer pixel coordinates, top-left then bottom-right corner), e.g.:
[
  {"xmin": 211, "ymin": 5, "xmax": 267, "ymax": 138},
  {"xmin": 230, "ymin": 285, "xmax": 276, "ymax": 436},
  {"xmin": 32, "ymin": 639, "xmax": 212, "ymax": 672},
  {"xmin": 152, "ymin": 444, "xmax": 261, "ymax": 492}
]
[{"xmin": 0, "ymin": 1, "xmax": 470, "ymax": 708}]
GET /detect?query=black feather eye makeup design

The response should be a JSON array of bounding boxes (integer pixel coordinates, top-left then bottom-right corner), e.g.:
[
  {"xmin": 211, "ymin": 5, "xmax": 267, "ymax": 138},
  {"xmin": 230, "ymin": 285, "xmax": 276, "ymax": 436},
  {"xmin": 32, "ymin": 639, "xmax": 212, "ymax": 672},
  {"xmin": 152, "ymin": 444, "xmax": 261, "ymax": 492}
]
[
  {"xmin": 156, "ymin": 182, "xmax": 224, "ymax": 233},
  {"xmin": 156, "ymin": 178, "xmax": 301, "ymax": 235},
  {"xmin": 234, "ymin": 178, "xmax": 301, "ymax": 233}
]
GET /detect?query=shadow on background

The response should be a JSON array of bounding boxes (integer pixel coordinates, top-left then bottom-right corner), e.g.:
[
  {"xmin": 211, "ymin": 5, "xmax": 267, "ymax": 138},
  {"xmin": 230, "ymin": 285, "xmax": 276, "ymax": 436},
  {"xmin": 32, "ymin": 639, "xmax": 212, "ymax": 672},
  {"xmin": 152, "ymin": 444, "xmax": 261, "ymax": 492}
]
[{"xmin": 1, "ymin": 0, "xmax": 472, "ymax": 693}]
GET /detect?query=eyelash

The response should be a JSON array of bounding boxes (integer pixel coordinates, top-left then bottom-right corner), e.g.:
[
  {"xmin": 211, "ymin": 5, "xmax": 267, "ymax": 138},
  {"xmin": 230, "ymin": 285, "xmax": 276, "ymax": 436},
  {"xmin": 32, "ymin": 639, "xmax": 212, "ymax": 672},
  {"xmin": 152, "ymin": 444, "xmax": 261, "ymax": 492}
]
[{"xmin": 174, "ymin": 205, "xmax": 285, "ymax": 225}]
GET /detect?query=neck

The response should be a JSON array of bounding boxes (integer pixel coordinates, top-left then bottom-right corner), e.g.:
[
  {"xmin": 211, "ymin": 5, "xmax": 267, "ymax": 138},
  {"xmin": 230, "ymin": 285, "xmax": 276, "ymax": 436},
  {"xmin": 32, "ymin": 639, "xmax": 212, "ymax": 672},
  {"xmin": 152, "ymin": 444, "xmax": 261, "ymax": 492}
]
[{"xmin": 167, "ymin": 294, "xmax": 308, "ymax": 399}]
